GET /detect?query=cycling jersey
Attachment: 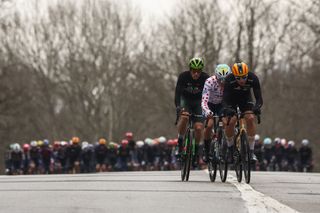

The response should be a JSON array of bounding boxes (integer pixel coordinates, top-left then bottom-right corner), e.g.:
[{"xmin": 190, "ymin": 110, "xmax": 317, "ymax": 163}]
[
  {"xmin": 201, "ymin": 75, "xmax": 224, "ymax": 117},
  {"xmin": 223, "ymin": 72, "xmax": 263, "ymax": 111},
  {"xmin": 175, "ymin": 71, "xmax": 209, "ymax": 107},
  {"xmin": 175, "ymin": 71, "xmax": 209, "ymax": 121}
]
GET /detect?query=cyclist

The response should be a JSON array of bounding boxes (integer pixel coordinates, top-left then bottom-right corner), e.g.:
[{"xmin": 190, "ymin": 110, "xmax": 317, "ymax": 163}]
[
  {"xmin": 175, "ymin": 57, "xmax": 209, "ymax": 159},
  {"xmin": 94, "ymin": 138, "xmax": 108, "ymax": 172},
  {"xmin": 201, "ymin": 64, "xmax": 231, "ymax": 163},
  {"xmin": 299, "ymin": 139, "xmax": 313, "ymax": 172},
  {"xmin": 67, "ymin": 137, "xmax": 82, "ymax": 173},
  {"xmin": 222, "ymin": 62, "xmax": 263, "ymax": 162}
]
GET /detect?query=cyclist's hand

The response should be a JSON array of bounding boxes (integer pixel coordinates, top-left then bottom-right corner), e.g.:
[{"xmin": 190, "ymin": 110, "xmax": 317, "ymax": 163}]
[
  {"xmin": 252, "ymin": 105, "xmax": 261, "ymax": 115},
  {"xmin": 176, "ymin": 106, "xmax": 182, "ymax": 115},
  {"xmin": 224, "ymin": 107, "xmax": 235, "ymax": 117},
  {"xmin": 207, "ymin": 111, "xmax": 214, "ymax": 118}
]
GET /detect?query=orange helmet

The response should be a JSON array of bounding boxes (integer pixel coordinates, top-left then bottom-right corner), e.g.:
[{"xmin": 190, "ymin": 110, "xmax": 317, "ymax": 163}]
[
  {"xmin": 71, "ymin": 137, "xmax": 80, "ymax": 144},
  {"xmin": 99, "ymin": 138, "xmax": 107, "ymax": 145},
  {"xmin": 232, "ymin": 62, "xmax": 249, "ymax": 77}
]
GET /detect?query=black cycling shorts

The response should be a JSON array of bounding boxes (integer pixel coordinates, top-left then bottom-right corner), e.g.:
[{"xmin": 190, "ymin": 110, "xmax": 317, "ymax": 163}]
[{"xmin": 180, "ymin": 97, "xmax": 204, "ymax": 123}]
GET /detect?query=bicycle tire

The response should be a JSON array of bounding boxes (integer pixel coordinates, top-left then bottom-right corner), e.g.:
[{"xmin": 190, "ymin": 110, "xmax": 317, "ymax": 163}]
[
  {"xmin": 208, "ymin": 140, "xmax": 217, "ymax": 182},
  {"xmin": 180, "ymin": 131, "xmax": 189, "ymax": 181},
  {"xmin": 218, "ymin": 131, "xmax": 228, "ymax": 182},
  {"xmin": 234, "ymin": 137, "xmax": 242, "ymax": 182},
  {"xmin": 241, "ymin": 132, "xmax": 251, "ymax": 183},
  {"xmin": 185, "ymin": 133, "xmax": 193, "ymax": 181}
]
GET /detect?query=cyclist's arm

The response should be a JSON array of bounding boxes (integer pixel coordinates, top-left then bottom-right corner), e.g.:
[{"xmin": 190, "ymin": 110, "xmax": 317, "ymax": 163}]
[
  {"xmin": 222, "ymin": 79, "xmax": 233, "ymax": 108},
  {"xmin": 174, "ymin": 74, "xmax": 183, "ymax": 107},
  {"xmin": 201, "ymin": 78, "xmax": 212, "ymax": 117},
  {"xmin": 252, "ymin": 75, "xmax": 263, "ymax": 108}
]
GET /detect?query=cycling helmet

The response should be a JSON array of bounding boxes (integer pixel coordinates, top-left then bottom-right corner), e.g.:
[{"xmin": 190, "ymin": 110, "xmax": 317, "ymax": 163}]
[
  {"xmin": 99, "ymin": 138, "xmax": 107, "ymax": 145},
  {"xmin": 263, "ymin": 137, "xmax": 272, "ymax": 145},
  {"xmin": 215, "ymin": 64, "xmax": 231, "ymax": 80},
  {"xmin": 23, "ymin": 143, "xmax": 30, "ymax": 151},
  {"xmin": 158, "ymin": 136, "xmax": 166, "ymax": 144},
  {"xmin": 60, "ymin": 141, "xmax": 67, "ymax": 146},
  {"xmin": 301, "ymin": 139, "xmax": 309, "ymax": 146},
  {"xmin": 30, "ymin": 140, "xmax": 38, "ymax": 147},
  {"xmin": 43, "ymin": 139, "xmax": 50, "ymax": 146},
  {"xmin": 144, "ymin": 138, "xmax": 153, "ymax": 146},
  {"xmin": 189, "ymin": 57, "xmax": 204, "ymax": 70},
  {"xmin": 125, "ymin": 132, "xmax": 133, "ymax": 138},
  {"xmin": 37, "ymin": 140, "xmax": 43, "ymax": 147},
  {"xmin": 108, "ymin": 142, "xmax": 118, "ymax": 149},
  {"xmin": 280, "ymin": 138, "xmax": 287, "ymax": 147},
  {"xmin": 71, "ymin": 137, "xmax": 80, "ymax": 144},
  {"xmin": 82, "ymin": 141, "xmax": 89, "ymax": 149},
  {"xmin": 232, "ymin": 62, "xmax": 249, "ymax": 77},
  {"xmin": 136, "ymin": 140, "xmax": 144, "ymax": 148},
  {"xmin": 288, "ymin": 140, "xmax": 295, "ymax": 147},
  {"xmin": 121, "ymin": 139, "xmax": 129, "ymax": 146},
  {"xmin": 13, "ymin": 143, "xmax": 21, "ymax": 152},
  {"xmin": 254, "ymin": 134, "xmax": 260, "ymax": 141}
]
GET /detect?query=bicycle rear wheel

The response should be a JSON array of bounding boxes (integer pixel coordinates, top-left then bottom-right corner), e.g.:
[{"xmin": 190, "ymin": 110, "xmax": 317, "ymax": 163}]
[
  {"xmin": 234, "ymin": 141, "xmax": 242, "ymax": 182},
  {"xmin": 185, "ymin": 134, "xmax": 193, "ymax": 181},
  {"xmin": 218, "ymin": 131, "xmax": 228, "ymax": 182},
  {"xmin": 208, "ymin": 140, "xmax": 217, "ymax": 182},
  {"xmin": 241, "ymin": 132, "xmax": 251, "ymax": 184},
  {"xmin": 180, "ymin": 132, "xmax": 189, "ymax": 181}
]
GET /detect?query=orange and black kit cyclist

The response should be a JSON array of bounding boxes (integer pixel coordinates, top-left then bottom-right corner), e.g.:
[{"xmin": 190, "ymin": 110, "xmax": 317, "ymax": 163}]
[{"xmin": 223, "ymin": 62, "xmax": 263, "ymax": 162}]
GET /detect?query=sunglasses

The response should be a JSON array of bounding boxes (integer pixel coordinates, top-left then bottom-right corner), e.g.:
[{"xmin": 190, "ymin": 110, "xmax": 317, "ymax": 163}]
[
  {"xmin": 191, "ymin": 70, "xmax": 202, "ymax": 74},
  {"xmin": 235, "ymin": 75, "xmax": 248, "ymax": 80}
]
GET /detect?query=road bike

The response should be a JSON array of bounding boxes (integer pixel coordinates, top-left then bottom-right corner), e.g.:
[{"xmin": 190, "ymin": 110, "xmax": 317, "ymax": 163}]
[
  {"xmin": 176, "ymin": 112, "xmax": 203, "ymax": 181},
  {"xmin": 227, "ymin": 107, "xmax": 260, "ymax": 184},
  {"xmin": 205, "ymin": 115, "xmax": 228, "ymax": 182}
]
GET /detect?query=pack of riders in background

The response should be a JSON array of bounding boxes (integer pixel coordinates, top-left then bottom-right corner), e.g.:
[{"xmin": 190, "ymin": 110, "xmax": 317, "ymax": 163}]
[
  {"xmin": 4, "ymin": 58, "xmax": 314, "ymax": 175},
  {"xmin": 4, "ymin": 133, "xmax": 313, "ymax": 175}
]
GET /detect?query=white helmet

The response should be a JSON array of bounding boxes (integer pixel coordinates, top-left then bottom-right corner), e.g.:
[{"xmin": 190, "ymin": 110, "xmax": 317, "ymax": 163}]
[
  {"xmin": 82, "ymin": 141, "xmax": 89, "ymax": 150},
  {"xmin": 215, "ymin": 64, "xmax": 231, "ymax": 81},
  {"xmin": 288, "ymin": 140, "xmax": 295, "ymax": 147},
  {"xmin": 301, "ymin": 139, "xmax": 309, "ymax": 146},
  {"xmin": 136, "ymin": 140, "xmax": 144, "ymax": 148},
  {"xmin": 158, "ymin": 136, "xmax": 166, "ymax": 143},
  {"xmin": 13, "ymin": 143, "xmax": 21, "ymax": 152},
  {"xmin": 254, "ymin": 134, "xmax": 260, "ymax": 141},
  {"xmin": 274, "ymin": 137, "xmax": 281, "ymax": 144},
  {"xmin": 263, "ymin": 137, "xmax": 272, "ymax": 145},
  {"xmin": 280, "ymin": 138, "xmax": 287, "ymax": 146},
  {"xmin": 30, "ymin": 140, "xmax": 37, "ymax": 147}
]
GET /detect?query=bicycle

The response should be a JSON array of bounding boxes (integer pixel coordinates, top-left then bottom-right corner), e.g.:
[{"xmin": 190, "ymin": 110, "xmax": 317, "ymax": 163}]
[
  {"xmin": 205, "ymin": 114, "xmax": 228, "ymax": 182},
  {"xmin": 175, "ymin": 112, "xmax": 203, "ymax": 181},
  {"xmin": 227, "ymin": 107, "xmax": 260, "ymax": 184}
]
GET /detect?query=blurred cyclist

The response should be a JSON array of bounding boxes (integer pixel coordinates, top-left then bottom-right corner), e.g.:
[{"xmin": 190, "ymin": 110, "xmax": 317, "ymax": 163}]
[
  {"xmin": 201, "ymin": 64, "xmax": 231, "ymax": 163},
  {"xmin": 175, "ymin": 57, "xmax": 209, "ymax": 160}
]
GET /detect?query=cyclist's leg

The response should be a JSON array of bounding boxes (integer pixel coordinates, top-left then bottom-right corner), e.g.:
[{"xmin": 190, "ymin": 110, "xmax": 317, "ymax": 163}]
[
  {"xmin": 223, "ymin": 104, "xmax": 237, "ymax": 163},
  {"xmin": 176, "ymin": 97, "xmax": 191, "ymax": 155},
  {"xmin": 241, "ymin": 101, "xmax": 257, "ymax": 161}
]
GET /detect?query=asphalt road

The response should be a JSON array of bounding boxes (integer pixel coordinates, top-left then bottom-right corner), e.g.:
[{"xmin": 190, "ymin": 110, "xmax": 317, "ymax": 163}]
[{"xmin": 0, "ymin": 170, "xmax": 319, "ymax": 213}]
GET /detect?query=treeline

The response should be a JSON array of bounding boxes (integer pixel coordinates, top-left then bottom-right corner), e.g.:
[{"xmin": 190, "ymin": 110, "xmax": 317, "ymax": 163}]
[{"xmin": 0, "ymin": 0, "xmax": 319, "ymax": 172}]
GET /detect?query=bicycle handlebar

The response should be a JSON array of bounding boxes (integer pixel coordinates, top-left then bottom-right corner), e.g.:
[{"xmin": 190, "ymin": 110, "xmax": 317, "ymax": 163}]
[
  {"xmin": 175, "ymin": 111, "xmax": 203, "ymax": 125},
  {"xmin": 226, "ymin": 112, "xmax": 261, "ymax": 126}
]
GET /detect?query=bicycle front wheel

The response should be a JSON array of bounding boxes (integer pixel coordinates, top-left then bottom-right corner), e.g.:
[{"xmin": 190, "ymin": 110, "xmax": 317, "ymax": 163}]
[
  {"xmin": 241, "ymin": 132, "xmax": 251, "ymax": 184},
  {"xmin": 218, "ymin": 131, "xmax": 228, "ymax": 182},
  {"xmin": 185, "ymin": 133, "xmax": 193, "ymax": 181}
]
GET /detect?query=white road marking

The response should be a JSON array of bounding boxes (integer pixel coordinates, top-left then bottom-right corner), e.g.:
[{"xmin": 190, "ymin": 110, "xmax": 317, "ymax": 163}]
[
  {"xmin": 204, "ymin": 170, "xmax": 299, "ymax": 213},
  {"xmin": 227, "ymin": 175, "xmax": 300, "ymax": 213}
]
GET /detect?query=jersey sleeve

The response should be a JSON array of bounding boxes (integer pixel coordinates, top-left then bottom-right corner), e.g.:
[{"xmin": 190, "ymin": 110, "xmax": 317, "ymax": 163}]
[
  {"xmin": 222, "ymin": 79, "xmax": 233, "ymax": 108},
  {"xmin": 252, "ymin": 75, "xmax": 263, "ymax": 108},
  {"xmin": 174, "ymin": 74, "xmax": 183, "ymax": 107},
  {"xmin": 201, "ymin": 78, "xmax": 212, "ymax": 117}
]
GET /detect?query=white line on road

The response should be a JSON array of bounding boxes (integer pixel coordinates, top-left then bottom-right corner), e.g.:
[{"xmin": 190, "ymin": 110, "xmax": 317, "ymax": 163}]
[{"xmin": 227, "ymin": 175, "xmax": 300, "ymax": 213}]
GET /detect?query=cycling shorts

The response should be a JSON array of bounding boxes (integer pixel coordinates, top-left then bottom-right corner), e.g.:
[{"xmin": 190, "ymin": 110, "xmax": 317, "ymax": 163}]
[{"xmin": 180, "ymin": 97, "xmax": 204, "ymax": 123}]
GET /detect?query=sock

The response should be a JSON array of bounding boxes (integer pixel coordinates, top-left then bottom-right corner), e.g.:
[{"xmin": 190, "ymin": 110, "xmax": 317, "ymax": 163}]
[
  {"xmin": 226, "ymin": 136, "xmax": 234, "ymax": 147},
  {"xmin": 248, "ymin": 135, "xmax": 255, "ymax": 150}
]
